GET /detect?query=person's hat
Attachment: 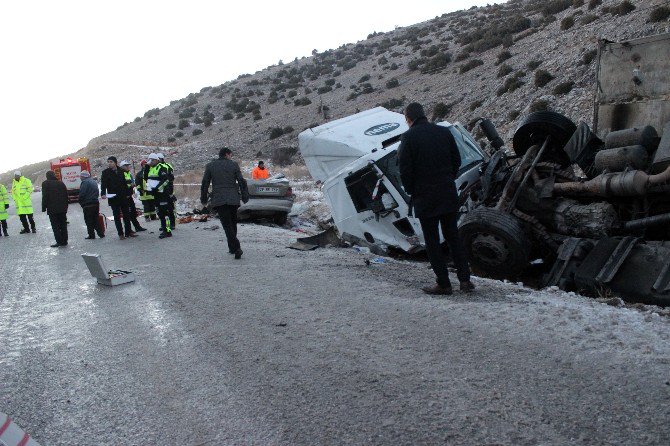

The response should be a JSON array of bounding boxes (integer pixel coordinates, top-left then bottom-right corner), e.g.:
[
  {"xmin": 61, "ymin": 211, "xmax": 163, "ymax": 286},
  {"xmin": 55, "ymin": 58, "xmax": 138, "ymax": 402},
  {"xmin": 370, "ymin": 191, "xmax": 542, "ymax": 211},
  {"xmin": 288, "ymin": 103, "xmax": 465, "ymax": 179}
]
[
  {"xmin": 119, "ymin": 160, "xmax": 130, "ymax": 167},
  {"xmin": 147, "ymin": 153, "xmax": 160, "ymax": 161},
  {"xmin": 157, "ymin": 152, "xmax": 165, "ymax": 159},
  {"xmin": 140, "ymin": 159, "xmax": 147, "ymax": 166},
  {"xmin": 80, "ymin": 170, "xmax": 91, "ymax": 178},
  {"xmin": 14, "ymin": 170, "xmax": 21, "ymax": 176}
]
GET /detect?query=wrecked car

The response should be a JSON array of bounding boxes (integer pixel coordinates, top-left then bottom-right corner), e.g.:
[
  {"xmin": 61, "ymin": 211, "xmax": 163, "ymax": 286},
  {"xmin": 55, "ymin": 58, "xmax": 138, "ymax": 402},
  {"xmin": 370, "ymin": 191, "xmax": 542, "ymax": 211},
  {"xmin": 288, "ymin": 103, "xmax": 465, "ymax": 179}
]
[
  {"xmin": 237, "ymin": 174, "xmax": 294, "ymax": 225},
  {"xmin": 458, "ymin": 33, "xmax": 670, "ymax": 306},
  {"xmin": 299, "ymin": 106, "xmax": 488, "ymax": 253}
]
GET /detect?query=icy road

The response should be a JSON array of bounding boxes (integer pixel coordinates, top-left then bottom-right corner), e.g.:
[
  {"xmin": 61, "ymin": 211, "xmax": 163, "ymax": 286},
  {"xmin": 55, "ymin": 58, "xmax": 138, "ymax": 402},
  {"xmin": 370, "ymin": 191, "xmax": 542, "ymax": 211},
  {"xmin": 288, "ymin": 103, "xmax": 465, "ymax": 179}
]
[{"xmin": 0, "ymin": 196, "xmax": 669, "ymax": 445}]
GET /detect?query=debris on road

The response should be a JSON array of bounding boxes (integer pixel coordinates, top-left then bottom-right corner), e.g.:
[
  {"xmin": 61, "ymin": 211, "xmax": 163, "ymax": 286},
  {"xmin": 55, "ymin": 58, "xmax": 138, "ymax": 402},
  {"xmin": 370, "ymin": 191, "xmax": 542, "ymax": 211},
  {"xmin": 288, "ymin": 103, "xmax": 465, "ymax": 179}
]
[{"xmin": 82, "ymin": 254, "xmax": 135, "ymax": 286}]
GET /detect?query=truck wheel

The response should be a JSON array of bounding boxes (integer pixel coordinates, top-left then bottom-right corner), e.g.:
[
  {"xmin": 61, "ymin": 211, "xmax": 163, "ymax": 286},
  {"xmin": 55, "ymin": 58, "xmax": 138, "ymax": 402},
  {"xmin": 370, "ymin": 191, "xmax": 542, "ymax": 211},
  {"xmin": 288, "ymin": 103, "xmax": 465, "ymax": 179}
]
[
  {"xmin": 274, "ymin": 212, "xmax": 288, "ymax": 226},
  {"xmin": 513, "ymin": 111, "xmax": 577, "ymax": 167},
  {"xmin": 458, "ymin": 207, "xmax": 531, "ymax": 278}
]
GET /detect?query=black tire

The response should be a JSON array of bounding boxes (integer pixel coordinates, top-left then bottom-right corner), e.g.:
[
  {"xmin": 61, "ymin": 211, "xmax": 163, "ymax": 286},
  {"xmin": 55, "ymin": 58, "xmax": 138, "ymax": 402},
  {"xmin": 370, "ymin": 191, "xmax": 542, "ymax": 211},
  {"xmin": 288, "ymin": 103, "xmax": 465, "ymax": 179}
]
[
  {"xmin": 274, "ymin": 212, "xmax": 288, "ymax": 226},
  {"xmin": 458, "ymin": 207, "xmax": 531, "ymax": 278},
  {"xmin": 513, "ymin": 111, "xmax": 577, "ymax": 167}
]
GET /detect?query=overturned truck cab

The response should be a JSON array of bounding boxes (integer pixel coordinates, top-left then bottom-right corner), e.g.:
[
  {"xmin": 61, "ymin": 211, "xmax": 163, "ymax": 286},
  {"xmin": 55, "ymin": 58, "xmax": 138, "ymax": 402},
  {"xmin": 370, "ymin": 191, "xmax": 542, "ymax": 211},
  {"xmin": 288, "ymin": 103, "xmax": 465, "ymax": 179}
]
[{"xmin": 300, "ymin": 107, "xmax": 487, "ymax": 253}]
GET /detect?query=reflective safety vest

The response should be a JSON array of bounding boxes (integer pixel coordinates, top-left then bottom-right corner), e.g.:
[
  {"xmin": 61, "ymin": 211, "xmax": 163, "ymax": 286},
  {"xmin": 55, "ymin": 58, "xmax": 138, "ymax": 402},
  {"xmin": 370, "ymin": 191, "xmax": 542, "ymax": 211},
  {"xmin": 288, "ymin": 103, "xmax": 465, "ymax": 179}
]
[
  {"xmin": 147, "ymin": 164, "xmax": 170, "ymax": 195},
  {"xmin": 0, "ymin": 184, "xmax": 9, "ymax": 220},
  {"xmin": 137, "ymin": 171, "xmax": 153, "ymax": 201},
  {"xmin": 11, "ymin": 176, "xmax": 34, "ymax": 215},
  {"xmin": 123, "ymin": 171, "xmax": 134, "ymax": 190}
]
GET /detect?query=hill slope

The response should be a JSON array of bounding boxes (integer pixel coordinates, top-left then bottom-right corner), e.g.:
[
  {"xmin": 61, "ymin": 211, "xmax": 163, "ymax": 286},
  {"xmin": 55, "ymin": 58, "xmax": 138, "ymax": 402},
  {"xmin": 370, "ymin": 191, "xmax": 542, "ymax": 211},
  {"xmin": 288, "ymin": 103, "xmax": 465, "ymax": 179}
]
[{"xmin": 5, "ymin": 0, "xmax": 670, "ymax": 183}]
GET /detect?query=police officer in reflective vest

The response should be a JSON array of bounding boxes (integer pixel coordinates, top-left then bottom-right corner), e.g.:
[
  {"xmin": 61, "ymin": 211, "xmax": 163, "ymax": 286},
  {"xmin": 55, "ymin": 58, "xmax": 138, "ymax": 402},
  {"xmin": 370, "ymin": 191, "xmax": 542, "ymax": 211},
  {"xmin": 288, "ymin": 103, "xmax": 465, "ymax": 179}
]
[
  {"xmin": 0, "ymin": 183, "xmax": 10, "ymax": 237},
  {"xmin": 136, "ymin": 159, "xmax": 157, "ymax": 221},
  {"xmin": 147, "ymin": 153, "xmax": 174, "ymax": 239},
  {"xmin": 11, "ymin": 171, "xmax": 36, "ymax": 234},
  {"xmin": 157, "ymin": 153, "xmax": 176, "ymax": 230},
  {"xmin": 119, "ymin": 160, "xmax": 146, "ymax": 233}
]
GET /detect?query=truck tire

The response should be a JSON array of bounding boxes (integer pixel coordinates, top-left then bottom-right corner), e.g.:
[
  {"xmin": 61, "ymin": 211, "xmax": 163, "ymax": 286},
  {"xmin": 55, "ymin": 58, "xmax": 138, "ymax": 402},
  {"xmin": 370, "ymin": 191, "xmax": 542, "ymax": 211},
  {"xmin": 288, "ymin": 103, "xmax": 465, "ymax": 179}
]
[
  {"xmin": 458, "ymin": 207, "xmax": 531, "ymax": 278},
  {"xmin": 513, "ymin": 111, "xmax": 577, "ymax": 167}
]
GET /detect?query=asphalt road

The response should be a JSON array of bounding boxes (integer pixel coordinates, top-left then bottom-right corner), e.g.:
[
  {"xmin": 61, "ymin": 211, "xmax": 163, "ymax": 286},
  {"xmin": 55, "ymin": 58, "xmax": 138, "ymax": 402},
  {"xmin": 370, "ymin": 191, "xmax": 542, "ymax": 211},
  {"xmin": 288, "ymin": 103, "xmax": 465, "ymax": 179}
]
[{"xmin": 1, "ymin": 196, "xmax": 669, "ymax": 445}]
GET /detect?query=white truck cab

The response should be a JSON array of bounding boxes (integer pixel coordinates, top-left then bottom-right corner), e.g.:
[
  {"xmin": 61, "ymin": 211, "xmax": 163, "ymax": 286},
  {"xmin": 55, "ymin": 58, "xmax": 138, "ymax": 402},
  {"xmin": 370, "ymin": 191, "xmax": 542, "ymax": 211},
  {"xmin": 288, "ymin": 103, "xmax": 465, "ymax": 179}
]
[{"xmin": 300, "ymin": 107, "xmax": 488, "ymax": 253}]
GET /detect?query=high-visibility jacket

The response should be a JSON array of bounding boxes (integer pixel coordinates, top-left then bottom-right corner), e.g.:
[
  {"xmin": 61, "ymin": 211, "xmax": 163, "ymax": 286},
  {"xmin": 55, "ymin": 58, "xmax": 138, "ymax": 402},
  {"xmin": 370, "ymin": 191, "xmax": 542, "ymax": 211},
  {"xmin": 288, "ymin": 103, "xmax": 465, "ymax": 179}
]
[
  {"xmin": 147, "ymin": 164, "xmax": 171, "ymax": 196},
  {"xmin": 123, "ymin": 171, "xmax": 134, "ymax": 189},
  {"xmin": 11, "ymin": 176, "xmax": 34, "ymax": 215},
  {"xmin": 0, "ymin": 184, "xmax": 9, "ymax": 220},
  {"xmin": 136, "ymin": 170, "xmax": 153, "ymax": 201},
  {"xmin": 252, "ymin": 167, "xmax": 270, "ymax": 180}
]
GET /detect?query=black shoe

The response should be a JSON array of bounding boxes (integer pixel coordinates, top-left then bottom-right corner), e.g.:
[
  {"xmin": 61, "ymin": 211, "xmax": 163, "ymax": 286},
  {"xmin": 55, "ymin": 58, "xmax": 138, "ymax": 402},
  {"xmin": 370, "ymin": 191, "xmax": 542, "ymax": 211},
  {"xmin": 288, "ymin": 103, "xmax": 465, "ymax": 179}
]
[
  {"xmin": 135, "ymin": 227, "xmax": 147, "ymax": 232},
  {"xmin": 31, "ymin": 228, "xmax": 37, "ymax": 233},
  {"xmin": 85, "ymin": 236, "xmax": 95, "ymax": 240},
  {"xmin": 127, "ymin": 232, "xmax": 138, "ymax": 238},
  {"xmin": 50, "ymin": 244, "xmax": 60, "ymax": 248},
  {"xmin": 460, "ymin": 281, "xmax": 476, "ymax": 293},
  {"xmin": 159, "ymin": 231, "xmax": 172, "ymax": 239},
  {"xmin": 234, "ymin": 249, "xmax": 243, "ymax": 259},
  {"xmin": 60, "ymin": 243, "xmax": 68, "ymax": 247},
  {"xmin": 422, "ymin": 284, "xmax": 453, "ymax": 296},
  {"xmin": 20, "ymin": 229, "xmax": 29, "ymax": 234},
  {"xmin": 228, "ymin": 250, "xmax": 236, "ymax": 254}
]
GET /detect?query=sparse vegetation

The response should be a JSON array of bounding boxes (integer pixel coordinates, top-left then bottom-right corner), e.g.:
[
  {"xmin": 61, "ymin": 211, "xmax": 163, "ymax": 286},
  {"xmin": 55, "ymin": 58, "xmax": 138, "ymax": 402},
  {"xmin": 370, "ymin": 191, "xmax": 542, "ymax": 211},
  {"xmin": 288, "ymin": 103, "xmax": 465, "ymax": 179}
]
[
  {"xmin": 497, "ymin": 72, "xmax": 525, "ymax": 96},
  {"xmin": 381, "ymin": 98, "xmax": 404, "ymax": 109},
  {"xmin": 529, "ymin": 99, "xmax": 550, "ymax": 113},
  {"xmin": 165, "ymin": 123, "xmax": 176, "ymax": 130},
  {"xmin": 174, "ymin": 131, "xmax": 184, "ymax": 138},
  {"xmin": 432, "ymin": 102, "xmax": 451, "ymax": 121},
  {"xmin": 385, "ymin": 78, "xmax": 399, "ymax": 89},
  {"xmin": 560, "ymin": 15, "xmax": 575, "ymax": 30},
  {"xmin": 269, "ymin": 126, "xmax": 294, "ymax": 140},
  {"xmin": 496, "ymin": 50, "xmax": 512, "ymax": 66},
  {"xmin": 534, "ymin": 69, "xmax": 554, "ymax": 88},
  {"xmin": 509, "ymin": 109, "xmax": 521, "ymax": 121},
  {"xmin": 497, "ymin": 64, "xmax": 514, "ymax": 78},
  {"xmin": 553, "ymin": 81, "xmax": 575, "ymax": 95},
  {"xmin": 192, "ymin": 129, "xmax": 203, "ymax": 136},
  {"xmin": 588, "ymin": 0, "xmax": 602, "ymax": 10},
  {"xmin": 581, "ymin": 49, "xmax": 598, "ymax": 65},
  {"xmin": 470, "ymin": 100, "xmax": 484, "ymax": 111},
  {"xmin": 460, "ymin": 59, "xmax": 484, "ymax": 73},
  {"xmin": 527, "ymin": 60, "xmax": 542, "ymax": 70},
  {"xmin": 580, "ymin": 13, "xmax": 598, "ymax": 24},
  {"xmin": 649, "ymin": 6, "xmax": 670, "ymax": 22},
  {"xmin": 178, "ymin": 119, "xmax": 190, "ymax": 129}
]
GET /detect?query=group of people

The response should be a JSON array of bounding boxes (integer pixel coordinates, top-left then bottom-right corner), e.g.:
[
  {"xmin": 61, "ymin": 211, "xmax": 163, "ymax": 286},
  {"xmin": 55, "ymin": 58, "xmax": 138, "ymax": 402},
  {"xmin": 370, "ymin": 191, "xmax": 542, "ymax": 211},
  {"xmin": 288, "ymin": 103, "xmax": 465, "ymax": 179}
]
[
  {"xmin": 3, "ymin": 101, "xmax": 473, "ymax": 293},
  {"xmin": 0, "ymin": 153, "xmax": 177, "ymax": 248},
  {"xmin": 0, "ymin": 172, "xmax": 37, "ymax": 238}
]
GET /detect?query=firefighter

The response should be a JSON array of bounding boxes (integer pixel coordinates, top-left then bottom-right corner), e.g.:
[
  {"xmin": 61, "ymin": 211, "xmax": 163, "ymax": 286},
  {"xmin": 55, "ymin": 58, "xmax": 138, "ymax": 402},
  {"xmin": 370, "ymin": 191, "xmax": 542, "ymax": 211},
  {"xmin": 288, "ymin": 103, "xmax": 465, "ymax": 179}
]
[
  {"xmin": 11, "ymin": 171, "xmax": 36, "ymax": 234},
  {"xmin": 147, "ymin": 154, "xmax": 173, "ymax": 239},
  {"xmin": 252, "ymin": 160, "xmax": 270, "ymax": 180},
  {"xmin": 0, "ymin": 182, "xmax": 9, "ymax": 237},
  {"xmin": 119, "ymin": 160, "xmax": 146, "ymax": 232},
  {"xmin": 157, "ymin": 153, "xmax": 176, "ymax": 230},
  {"xmin": 136, "ymin": 159, "xmax": 157, "ymax": 221}
]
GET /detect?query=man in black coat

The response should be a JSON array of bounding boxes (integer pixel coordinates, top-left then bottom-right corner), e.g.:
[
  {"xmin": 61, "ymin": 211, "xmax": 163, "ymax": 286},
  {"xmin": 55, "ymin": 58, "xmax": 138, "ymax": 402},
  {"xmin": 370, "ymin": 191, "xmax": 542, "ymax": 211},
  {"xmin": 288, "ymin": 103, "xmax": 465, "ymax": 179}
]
[
  {"xmin": 100, "ymin": 156, "xmax": 136, "ymax": 240},
  {"xmin": 398, "ymin": 102, "xmax": 474, "ymax": 295},
  {"xmin": 41, "ymin": 171, "xmax": 69, "ymax": 247},
  {"xmin": 201, "ymin": 147, "xmax": 249, "ymax": 259}
]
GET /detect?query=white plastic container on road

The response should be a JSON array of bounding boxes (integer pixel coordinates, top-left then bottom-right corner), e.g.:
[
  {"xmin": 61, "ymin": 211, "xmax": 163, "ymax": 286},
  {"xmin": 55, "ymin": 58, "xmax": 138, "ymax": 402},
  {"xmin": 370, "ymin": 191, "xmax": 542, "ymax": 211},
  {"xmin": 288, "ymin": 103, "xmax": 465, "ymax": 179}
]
[{"xmin": 0, "ymin": 412, "xmax": 42, "ymax": 446}]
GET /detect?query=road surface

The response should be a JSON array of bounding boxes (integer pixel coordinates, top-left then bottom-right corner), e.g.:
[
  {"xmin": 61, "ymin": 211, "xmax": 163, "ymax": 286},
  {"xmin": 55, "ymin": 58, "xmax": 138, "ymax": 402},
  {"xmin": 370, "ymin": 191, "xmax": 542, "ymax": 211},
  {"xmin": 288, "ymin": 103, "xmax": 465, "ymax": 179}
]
[{"xmin": 0, "ymin": 196, "xmax": 669, "ymax": 445}]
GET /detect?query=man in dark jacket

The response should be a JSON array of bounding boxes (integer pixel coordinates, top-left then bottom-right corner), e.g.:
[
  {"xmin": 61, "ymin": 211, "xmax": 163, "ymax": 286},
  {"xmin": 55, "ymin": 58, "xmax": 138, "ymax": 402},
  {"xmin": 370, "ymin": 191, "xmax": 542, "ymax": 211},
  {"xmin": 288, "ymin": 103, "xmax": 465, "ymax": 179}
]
[
  {"xmin": 100, "ymin": 156, "xmax": 136, "ymax": 240},
  {"xmin": 201, "ymin": 147, "xmax": 249, "ymax": 259},
  {"xmin": 78, "ymin": 170, "xmax": 104, "ymax": 239},
  {"xmin": 41, "ymin": 171, "xmax": 69, "ymax": 247},
  {"xmin": 398, "ymin": 102, "xmax": 474, "ymax": 295}
]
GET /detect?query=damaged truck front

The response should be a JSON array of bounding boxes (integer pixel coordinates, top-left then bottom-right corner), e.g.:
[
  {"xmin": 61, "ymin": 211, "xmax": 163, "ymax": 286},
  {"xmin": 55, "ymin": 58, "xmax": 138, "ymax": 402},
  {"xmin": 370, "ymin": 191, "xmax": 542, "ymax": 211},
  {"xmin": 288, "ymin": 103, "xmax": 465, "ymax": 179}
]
[
  {"xmin": 459, "ymin": 33, "xmax": 670, "ymax": 306},
  {"xmin": 299, "ymin": 107, "xmax": 487, "ymax": 253}
]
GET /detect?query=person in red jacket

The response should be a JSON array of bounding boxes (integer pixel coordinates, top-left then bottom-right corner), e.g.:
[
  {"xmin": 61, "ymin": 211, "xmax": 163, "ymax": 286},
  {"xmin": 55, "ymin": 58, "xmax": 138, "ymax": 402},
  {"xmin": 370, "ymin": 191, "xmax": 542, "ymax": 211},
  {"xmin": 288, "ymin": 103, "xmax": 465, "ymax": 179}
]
[{"xmin": 251, "ymin": 161, "xmax": 270, "ymax": 180}]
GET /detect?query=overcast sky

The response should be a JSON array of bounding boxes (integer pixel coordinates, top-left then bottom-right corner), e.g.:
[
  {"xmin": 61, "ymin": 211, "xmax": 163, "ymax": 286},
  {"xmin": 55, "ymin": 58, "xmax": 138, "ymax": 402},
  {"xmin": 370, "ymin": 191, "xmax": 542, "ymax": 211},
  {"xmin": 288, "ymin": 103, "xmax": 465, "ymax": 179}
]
[{"xmin": 1, "ymin": 0, "xmax": 502, "ymax": 171}]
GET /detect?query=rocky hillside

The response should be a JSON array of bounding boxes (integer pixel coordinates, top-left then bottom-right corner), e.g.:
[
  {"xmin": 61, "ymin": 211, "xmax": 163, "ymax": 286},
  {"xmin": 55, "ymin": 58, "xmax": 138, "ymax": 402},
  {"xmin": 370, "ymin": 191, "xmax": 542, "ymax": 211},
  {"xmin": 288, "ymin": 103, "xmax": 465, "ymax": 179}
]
[{"xmin": 5, "ymin": 0, "xmax": 670, "ymax": 183}]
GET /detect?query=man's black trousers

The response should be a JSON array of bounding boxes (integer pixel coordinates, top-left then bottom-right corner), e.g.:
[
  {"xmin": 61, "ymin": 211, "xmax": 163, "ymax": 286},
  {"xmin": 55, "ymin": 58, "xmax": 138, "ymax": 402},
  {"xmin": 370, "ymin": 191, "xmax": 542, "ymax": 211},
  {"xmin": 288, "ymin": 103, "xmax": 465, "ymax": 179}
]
[
  {"xmin": 110, "ymin": 199, "xmax": 133, "ymax": 236},
  {"xmin": 214, "ymin": 205, "xmax": 241, "ymax": 253},
  {"xmin": 126, "ymin": 197, "xmax": 143, "ymax": 231},
  {"xmin": 419, "ymin": 213, "xmax": 470, "ymax": 288},
  {"xmin": 83, "ymin": 203, "xmax": 103, "ymax": 238},
  {"xmin": 154, "ymin": 194, "xmax": 172, "ymax": 233},
  {"xmin": 48, "ymin": 212, "xmax": 68, "ymax": 246},
  {"xmin": 19, "ymin": 214, "xmax": 36, "ymax": 231}
]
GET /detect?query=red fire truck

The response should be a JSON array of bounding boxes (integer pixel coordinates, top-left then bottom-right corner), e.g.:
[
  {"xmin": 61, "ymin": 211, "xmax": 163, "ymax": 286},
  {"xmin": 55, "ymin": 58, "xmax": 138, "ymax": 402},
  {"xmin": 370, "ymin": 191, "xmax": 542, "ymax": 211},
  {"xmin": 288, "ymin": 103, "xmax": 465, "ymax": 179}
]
[{"xmin": 50, "ymin": 157, "xmax": 92, "ymax": 202}]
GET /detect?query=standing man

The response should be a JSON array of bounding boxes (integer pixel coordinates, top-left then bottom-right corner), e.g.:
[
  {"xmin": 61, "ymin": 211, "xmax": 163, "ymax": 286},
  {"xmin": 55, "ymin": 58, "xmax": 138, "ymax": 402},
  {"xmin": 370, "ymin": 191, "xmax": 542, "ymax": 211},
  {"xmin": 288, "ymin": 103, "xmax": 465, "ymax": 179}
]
[
  {"xmin": 0, "ymin": 182, "xmax": 9, "ymax": 237},
  {"xmin": 398, "ymin": 102, "xmax": 474, "ymax": 295},
  {"xmin": 119, "ymin": 160, "xmax": 146, "ymax": 232},
  {"xmin": 100, "ymin": 156, "xmax": 136, "ymax": 240},
  {"xmin": 11, "ymin": 171, "xmax": 36, "ymax": 234},
  {"xmin": 157, "ymin": 153, "xmax": 176, "ymax": 230},
  {"xmin": 201, "ymin": 147, "xmax": 249, "ymax": 259},
  {"xmin": 252, "ymin": 161, "xmax": 270, "ymax": 180},
  {"xmin": 147, "ymin": 154, "xmax": 173, "ymax": 239},
  {"xmin": 41, "ymin": 171, "xmax": 69, "ymax": 247},
  {"xmin": 136, "ymin": 159, "xmax": 157, "ymax": 221},
  {"xmin": 78, "ymin": 170, "xmax": 104, "ymax": 239}
]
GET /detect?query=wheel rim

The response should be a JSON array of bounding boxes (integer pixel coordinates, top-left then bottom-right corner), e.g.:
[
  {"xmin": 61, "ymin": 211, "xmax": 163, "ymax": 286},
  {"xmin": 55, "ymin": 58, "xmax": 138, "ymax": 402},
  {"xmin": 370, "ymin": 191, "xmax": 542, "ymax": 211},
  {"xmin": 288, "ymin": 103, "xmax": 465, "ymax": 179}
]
[{"xmin": 470, "ymin": 232, "xmax": 511, "ymax": 268}]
